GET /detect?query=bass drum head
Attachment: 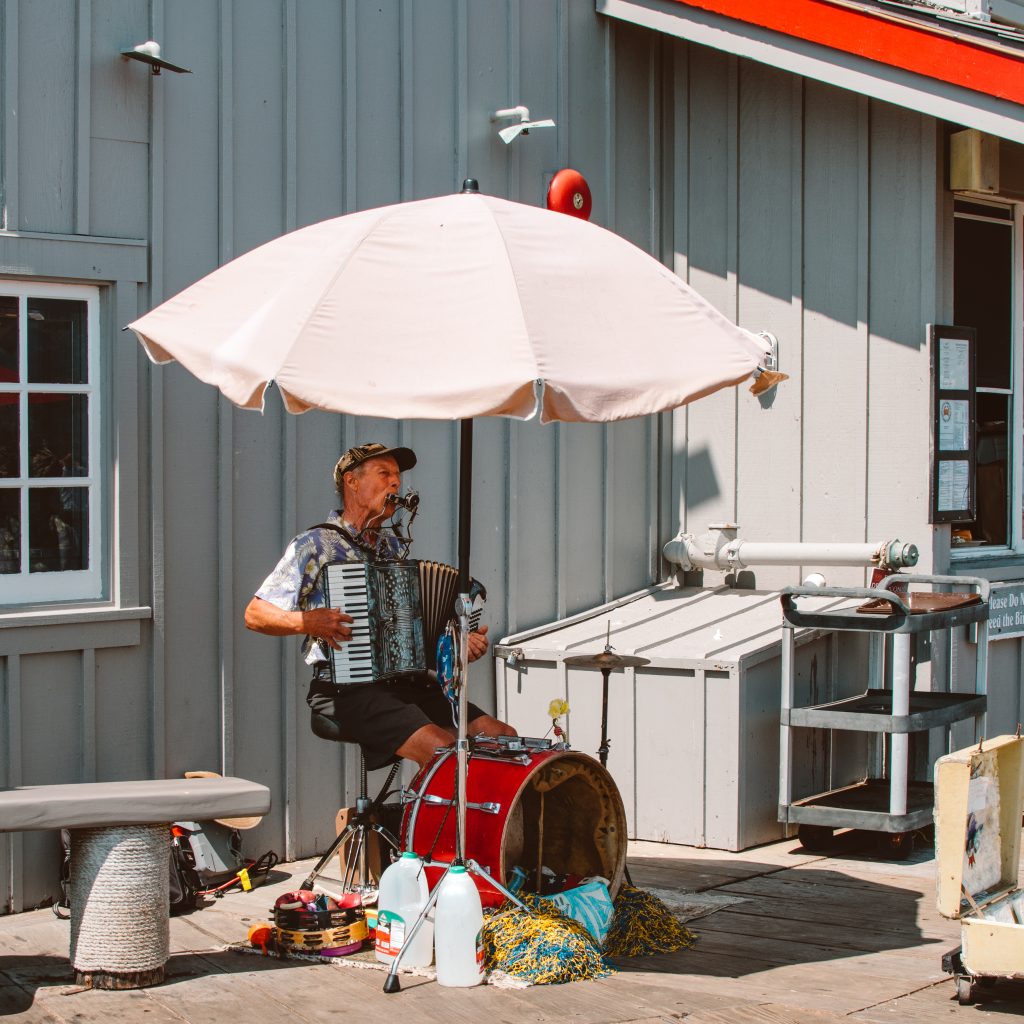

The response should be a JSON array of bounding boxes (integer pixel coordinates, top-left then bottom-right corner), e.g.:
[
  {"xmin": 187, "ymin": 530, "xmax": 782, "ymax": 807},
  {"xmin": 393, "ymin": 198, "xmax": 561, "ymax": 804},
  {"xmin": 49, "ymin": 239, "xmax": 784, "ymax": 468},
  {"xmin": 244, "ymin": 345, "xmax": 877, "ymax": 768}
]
[{"xmin": 403, "ymin": 748, "xmax": 627, "ymax": 906}]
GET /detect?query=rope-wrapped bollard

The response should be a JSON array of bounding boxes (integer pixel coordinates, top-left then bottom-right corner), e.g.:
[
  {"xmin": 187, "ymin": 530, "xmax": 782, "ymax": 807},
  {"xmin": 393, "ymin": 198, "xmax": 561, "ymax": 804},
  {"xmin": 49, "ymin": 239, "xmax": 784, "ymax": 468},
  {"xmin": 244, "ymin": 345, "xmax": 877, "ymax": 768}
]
[{"xmin": 70, "ymin": 824, "xmax": 170, "ymax": 989}]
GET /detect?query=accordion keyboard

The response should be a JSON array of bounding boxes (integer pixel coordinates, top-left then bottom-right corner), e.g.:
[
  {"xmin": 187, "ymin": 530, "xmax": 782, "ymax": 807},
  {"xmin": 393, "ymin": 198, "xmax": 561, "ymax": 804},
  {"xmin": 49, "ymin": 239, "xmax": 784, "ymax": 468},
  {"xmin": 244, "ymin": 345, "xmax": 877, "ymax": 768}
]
[{"xmin": 324, "ymin": 562, "xmax": 374, "ymax": 683}]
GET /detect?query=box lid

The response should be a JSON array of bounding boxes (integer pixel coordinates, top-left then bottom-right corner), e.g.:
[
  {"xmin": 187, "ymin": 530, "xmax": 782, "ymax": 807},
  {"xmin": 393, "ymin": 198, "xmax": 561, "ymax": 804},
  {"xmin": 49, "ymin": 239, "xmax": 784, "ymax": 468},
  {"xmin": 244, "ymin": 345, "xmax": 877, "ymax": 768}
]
[
  {"xmin": 496, "ymin": 583, "xmax": 857, "ymax": 669},
  {"xmin": 935, "ymin": 734, "xmax": 1024, "ymax": 919}
]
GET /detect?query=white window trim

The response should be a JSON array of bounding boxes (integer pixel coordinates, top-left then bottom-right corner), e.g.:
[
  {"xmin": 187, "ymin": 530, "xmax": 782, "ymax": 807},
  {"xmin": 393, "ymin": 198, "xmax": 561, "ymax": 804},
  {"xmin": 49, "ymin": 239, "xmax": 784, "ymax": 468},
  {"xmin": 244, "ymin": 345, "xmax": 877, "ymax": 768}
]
[
  {"xmin": 950, "ymin": 199, "xmax": 1024, "ymax": 561},
  {"xmin": 0, "ymin": 280, "xmax": 103, "ymax": 603}
]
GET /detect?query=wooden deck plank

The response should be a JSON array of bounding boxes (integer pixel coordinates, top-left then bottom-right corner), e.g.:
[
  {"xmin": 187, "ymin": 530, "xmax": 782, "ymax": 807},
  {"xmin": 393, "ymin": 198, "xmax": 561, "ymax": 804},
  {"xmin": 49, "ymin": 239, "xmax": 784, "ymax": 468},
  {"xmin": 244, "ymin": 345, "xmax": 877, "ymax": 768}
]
[
  {"xmin": 694, "ymin": 908, "xmax": 949, "ymax": 959},
  {"xmin": 684, "ymin": 1003, "xmax": 852, "ymax": 1024}
]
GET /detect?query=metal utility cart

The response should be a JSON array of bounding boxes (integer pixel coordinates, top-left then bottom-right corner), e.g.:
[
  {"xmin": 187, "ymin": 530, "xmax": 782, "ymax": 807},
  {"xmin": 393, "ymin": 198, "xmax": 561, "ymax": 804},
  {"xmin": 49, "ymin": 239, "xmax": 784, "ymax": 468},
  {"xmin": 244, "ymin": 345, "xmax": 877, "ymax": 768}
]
[{"xmin": 778, "ymin": 573, "xmax": 990, "ymax": 858}]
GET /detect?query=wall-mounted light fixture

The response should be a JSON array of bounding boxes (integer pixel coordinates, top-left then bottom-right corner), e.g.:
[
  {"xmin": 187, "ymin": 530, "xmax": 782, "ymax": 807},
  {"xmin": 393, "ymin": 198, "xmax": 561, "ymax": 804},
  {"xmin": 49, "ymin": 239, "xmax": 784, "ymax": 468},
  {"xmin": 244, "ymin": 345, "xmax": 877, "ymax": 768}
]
[
  {"xmin": 491, "ymin": 105, "xmax": 555, "ymax": 145},
  {"xmin": 749, "ymin": 331, "xmax": 788, "ymax": 396},
  {"xmin": 120, "ymin": 40, "xmax": 192, "ymax": 76}
]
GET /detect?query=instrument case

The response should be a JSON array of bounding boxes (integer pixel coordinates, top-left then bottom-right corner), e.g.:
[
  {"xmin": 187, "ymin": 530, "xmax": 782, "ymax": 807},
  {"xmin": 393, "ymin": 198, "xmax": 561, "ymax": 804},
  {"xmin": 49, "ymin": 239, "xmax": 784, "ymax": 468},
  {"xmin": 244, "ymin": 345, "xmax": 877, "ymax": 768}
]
[{"xmin": 935, "ymin": 734, "xmax": 1024, "ymax": 997}]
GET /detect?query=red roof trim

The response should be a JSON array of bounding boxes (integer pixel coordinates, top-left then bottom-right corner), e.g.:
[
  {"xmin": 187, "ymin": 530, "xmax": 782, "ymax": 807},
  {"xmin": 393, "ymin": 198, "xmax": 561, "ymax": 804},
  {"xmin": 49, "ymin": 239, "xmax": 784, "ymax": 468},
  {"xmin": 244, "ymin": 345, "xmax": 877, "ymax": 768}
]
[{"xmin": 672, "ymin": 0, "xmax": 1024, "ymax": 106}]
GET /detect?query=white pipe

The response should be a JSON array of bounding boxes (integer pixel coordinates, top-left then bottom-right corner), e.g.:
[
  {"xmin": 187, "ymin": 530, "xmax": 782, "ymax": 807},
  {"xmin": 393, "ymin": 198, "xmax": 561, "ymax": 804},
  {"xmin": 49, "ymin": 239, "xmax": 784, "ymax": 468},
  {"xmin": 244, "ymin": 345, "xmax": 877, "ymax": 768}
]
[
  {"xmin": 889, "ymin": 632, "xmax": 912, "ymax": 818},
  {"xmin": 724, "ymin": 541, "xmax": 896, "ymax": 568},
  {"xmin": 778, "ymin": 623, "xmax": 795, "ymax": 824},
  {"xmin": 663, "ymin": 525, "xmax": 918, "ymax": 573}
]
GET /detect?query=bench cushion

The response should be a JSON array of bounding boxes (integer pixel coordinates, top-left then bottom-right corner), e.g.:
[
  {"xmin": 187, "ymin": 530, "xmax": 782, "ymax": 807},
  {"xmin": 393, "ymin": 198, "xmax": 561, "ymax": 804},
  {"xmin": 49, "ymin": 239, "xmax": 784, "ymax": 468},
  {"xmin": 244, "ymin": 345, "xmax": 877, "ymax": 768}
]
[{"xmin": 0, "ymin": 777, "xmax": 271, "ymax": 832}]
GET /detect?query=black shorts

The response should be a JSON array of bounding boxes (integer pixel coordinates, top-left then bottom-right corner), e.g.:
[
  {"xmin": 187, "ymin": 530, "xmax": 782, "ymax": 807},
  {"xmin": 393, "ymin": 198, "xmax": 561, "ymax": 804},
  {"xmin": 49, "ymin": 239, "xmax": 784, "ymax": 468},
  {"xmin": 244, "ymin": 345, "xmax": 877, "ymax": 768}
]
[{"xmin": 307, "ymin": 672, "xmax": 486, "ymax": 771}]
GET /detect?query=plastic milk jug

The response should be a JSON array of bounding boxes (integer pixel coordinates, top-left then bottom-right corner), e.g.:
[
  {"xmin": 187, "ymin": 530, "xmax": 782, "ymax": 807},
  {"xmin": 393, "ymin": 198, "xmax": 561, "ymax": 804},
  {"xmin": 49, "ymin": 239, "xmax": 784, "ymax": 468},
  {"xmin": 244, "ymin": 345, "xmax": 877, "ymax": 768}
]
[
  {"xmin": 434, "ymin": 865, "xmax": 485, "ymax": 987},
  {"xmin": 374, "ymin": 851, "xmax": 433, "ymax": 967}
]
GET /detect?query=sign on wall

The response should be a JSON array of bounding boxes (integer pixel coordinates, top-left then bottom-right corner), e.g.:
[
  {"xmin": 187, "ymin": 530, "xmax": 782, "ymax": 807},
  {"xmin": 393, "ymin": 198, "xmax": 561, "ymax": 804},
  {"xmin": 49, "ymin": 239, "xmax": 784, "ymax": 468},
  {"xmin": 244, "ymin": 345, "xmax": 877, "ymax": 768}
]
[
  {"xmin": 929, "ymin": 324, "xmax": 977, "ymax": 524},
  {"xmin": 984, "ymin": 581, "xmax": 1024, "ymax": 640}
]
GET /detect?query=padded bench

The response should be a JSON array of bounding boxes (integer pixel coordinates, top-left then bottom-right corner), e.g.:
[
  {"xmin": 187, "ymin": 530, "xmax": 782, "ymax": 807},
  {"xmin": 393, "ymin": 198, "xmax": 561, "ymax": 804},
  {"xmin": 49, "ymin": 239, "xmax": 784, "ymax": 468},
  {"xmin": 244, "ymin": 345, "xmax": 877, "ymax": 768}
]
[{"xmin": 0, "ymin": 776, "xmax": 271, "ymax": 989}]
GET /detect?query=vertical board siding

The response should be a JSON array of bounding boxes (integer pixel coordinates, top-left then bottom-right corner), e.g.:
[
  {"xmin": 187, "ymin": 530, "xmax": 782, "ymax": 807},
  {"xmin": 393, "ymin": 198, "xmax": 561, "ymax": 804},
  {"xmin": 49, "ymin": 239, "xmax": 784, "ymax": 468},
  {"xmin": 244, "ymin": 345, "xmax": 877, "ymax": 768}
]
[
  {"xmin": 734, "ymin": 62, "xmax": 802, "ymax": 593},
  {"xmin": 671, "ymin": 47, "xmax": 939, "ymax": 589},
  {"xmin": 680, "ymin": 47, "xmax": 739, "ymax": 530},
  {"xmin": 294, "ymin": 0, "xmax": 344, "ymax": 224},
  {"xmin": 800, "ymin": 83, "xmax": 871, "ymax": 588},
  {"xmin": 16, "ymin": 0, "xmax": 76, "ymax": 233},
  {"xmin": 866, "ymin": 104, "xmax": 934, "ymax": 552}
]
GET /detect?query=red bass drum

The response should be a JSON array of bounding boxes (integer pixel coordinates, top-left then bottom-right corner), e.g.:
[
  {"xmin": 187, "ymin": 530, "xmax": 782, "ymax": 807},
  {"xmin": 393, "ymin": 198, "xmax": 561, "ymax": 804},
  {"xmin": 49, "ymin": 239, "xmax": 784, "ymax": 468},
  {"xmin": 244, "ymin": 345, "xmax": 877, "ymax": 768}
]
[{"xmin": 401, "ymin": 744, "xmax": 626, "ymax": 907}]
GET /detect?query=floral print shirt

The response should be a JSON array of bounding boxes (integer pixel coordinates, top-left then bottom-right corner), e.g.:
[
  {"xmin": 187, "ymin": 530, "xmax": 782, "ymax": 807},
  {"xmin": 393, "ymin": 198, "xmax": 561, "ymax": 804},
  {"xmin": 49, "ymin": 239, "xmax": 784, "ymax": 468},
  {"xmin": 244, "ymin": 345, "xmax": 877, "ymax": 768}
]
[{"xmin": 255, "ymin": 509, "xmax": 404, "ymax": 664}]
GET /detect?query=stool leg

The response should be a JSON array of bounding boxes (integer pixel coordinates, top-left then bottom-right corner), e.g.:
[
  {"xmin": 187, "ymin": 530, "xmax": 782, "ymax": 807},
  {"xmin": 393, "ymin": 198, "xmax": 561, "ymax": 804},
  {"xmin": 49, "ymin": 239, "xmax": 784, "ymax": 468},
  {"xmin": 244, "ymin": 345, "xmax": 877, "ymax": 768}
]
[{"xmin": 301, "ymin": 753, "xmax": 401, "ymax": 894}]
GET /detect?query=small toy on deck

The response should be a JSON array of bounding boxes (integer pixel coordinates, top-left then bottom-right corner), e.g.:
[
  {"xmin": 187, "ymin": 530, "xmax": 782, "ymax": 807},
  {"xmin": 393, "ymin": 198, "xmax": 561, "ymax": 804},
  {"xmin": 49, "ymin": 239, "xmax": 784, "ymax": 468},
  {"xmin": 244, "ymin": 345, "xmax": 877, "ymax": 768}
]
[{"xmin": 248, "ymin": 921, "xmax": 274, "ymax": 955}]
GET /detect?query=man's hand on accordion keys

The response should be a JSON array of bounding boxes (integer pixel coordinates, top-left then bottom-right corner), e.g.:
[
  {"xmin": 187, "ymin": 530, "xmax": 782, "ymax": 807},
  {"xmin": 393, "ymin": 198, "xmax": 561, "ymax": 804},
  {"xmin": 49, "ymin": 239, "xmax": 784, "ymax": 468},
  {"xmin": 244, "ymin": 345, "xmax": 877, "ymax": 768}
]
[
  {"xmin": 301, "ymin": 607, "xmax": 355, "ymax": 650},
  {"xmin": 467, "ymin": 624, "xmax": 489, "ymax": 663}
]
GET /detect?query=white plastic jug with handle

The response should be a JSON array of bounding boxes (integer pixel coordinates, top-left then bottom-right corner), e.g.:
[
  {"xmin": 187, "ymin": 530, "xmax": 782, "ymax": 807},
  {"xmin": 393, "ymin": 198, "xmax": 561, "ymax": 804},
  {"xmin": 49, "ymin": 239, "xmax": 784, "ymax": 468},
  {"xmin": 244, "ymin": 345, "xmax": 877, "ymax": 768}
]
[
  {"xmin": 434, "ymin": 865, "xmax": 485, "ymax": 986},
  {"xmin": 375, "ymin": 851, "xmax": 433, "ymax": 967}
]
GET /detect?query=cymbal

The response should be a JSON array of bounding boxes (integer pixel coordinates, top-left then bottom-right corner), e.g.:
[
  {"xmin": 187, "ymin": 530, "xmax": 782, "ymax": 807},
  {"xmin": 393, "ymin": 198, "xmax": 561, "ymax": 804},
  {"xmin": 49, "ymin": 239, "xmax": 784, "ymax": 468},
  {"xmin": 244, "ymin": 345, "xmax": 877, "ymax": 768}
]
[{"xmin": 563, "ymin": 650, "xmax": 650, "ymax": 671}]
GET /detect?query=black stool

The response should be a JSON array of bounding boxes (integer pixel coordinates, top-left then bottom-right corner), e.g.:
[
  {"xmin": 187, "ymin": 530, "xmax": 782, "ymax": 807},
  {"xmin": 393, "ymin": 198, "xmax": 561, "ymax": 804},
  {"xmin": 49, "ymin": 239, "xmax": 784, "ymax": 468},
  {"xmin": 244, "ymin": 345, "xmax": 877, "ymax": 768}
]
[{"xmin": 299, "ymin": 711, "xmax": 401, "ymax": 895}]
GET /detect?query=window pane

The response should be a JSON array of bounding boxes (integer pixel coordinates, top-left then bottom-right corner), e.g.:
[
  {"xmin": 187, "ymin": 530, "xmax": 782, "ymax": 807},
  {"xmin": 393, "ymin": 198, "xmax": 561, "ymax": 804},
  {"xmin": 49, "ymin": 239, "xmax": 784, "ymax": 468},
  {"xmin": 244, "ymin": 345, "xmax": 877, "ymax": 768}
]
[
  {"xmin": 974, "ymin": 393, "xmax": 1010, "ymax": 546},
  {"xmin": 954, "ymin": 216, "xmax": 1013, "ymax": 390},
  {"xmin": 0, "ymin": 490, "xmax": 20, "ymax": 574},
  {"xmin": 27, "ymin": 299, "xmax": 88, "ymax": 385},
  {"xmin": 29, "ymin": 487, "xmax": 87, "ymax": 572},
  {"xmin": 0, "ymin": 401, "xmax": 17, "ymax": 478},
  {"xmin": 28, "ymin": 394, "xmax": 88, "ymax": 477},
  {"xmin": 0, "ymin": 296, "xmax": 17, "ymax": 383}
]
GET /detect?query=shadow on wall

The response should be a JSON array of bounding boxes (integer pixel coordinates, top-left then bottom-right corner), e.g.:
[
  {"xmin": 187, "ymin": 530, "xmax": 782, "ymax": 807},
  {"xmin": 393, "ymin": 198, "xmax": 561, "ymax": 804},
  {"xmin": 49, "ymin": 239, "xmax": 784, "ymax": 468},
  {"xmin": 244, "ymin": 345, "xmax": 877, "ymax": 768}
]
[{"xmin": 674, "ymin": 445, "xmax": 720, "ymax": 515}]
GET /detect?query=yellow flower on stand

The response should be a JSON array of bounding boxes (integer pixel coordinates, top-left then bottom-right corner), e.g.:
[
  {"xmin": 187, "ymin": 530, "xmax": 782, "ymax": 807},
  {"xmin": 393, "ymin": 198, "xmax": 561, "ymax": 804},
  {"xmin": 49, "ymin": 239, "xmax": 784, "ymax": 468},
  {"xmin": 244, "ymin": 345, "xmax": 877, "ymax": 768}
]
[
  {"xmin": 547, "ymin": 698, "xmax": 569, "ymax": 719},
  {"xmin": 547, "ymin": 697, "xmax": 570, "ymax": 745}
]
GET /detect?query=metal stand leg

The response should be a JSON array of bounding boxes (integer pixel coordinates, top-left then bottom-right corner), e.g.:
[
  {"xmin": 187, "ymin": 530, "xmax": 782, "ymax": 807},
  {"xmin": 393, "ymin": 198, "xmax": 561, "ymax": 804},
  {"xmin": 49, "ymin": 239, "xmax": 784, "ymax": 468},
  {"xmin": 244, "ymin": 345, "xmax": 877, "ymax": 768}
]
[{"xmin": 302, "ymin": 758, "xmax": 401, "ymax": 894}]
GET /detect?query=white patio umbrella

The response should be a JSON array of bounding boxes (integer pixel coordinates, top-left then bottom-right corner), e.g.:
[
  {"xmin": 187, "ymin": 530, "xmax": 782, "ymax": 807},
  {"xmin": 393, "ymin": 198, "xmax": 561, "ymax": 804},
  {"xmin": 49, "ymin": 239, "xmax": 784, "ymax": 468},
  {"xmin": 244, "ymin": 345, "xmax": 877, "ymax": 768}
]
[
  {"xmin": 128, "ymin": 183, "xmax": 768, "ymax": 425},
  {"xmin": 128, "ymin": 183, "xmax": 770, "ymax": 969}
]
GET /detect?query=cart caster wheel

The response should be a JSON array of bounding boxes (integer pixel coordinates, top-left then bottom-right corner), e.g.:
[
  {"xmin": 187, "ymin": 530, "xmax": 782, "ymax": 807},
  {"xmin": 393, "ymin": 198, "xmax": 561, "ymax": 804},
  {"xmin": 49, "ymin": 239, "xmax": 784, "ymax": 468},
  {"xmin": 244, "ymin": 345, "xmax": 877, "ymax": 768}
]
[
  {"xmin": 875, "ymin": 831, "xmax": 914, "ymax": 861},
  {"xmin": 798, "ymin": 825, "xmax": 835, "ymax": 853},
  {"xmin": 956, "ymin": 976, "xmax": 974, "ymax": 1005}
]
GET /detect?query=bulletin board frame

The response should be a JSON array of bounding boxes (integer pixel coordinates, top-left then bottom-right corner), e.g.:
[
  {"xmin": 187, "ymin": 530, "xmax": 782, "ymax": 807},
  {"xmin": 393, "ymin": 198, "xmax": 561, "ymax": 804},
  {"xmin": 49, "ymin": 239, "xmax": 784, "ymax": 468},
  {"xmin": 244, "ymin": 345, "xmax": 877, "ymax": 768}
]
[{"xmin": 929, "ymin": 324, "xmax": 976, "ymax": 524}]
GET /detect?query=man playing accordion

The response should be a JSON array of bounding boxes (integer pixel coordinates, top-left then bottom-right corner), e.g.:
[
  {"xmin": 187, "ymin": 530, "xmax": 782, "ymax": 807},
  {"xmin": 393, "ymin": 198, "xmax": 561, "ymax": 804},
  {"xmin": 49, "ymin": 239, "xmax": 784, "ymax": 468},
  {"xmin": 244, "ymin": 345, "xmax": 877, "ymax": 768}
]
[{"xmin": 244, "ymin": 442, "xmax": 517, "ymax": 769}]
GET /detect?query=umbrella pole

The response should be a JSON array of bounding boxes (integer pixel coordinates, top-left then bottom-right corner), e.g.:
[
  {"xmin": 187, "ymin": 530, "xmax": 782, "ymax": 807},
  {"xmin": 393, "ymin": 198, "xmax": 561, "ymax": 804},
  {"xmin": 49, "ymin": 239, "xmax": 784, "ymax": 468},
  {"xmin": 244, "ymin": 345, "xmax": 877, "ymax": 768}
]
[{"xmin": 455, "ymin": 418, "xmax": 473, "ymax": 864}]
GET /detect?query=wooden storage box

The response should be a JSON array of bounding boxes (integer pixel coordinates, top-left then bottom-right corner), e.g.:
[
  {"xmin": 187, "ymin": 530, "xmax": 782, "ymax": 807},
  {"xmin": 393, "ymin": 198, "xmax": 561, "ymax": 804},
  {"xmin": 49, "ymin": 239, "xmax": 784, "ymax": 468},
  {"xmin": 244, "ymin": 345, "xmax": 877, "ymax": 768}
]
[{"xmin": 935, "ymin": 734, "xmax": 1024, "ymax": 1002}]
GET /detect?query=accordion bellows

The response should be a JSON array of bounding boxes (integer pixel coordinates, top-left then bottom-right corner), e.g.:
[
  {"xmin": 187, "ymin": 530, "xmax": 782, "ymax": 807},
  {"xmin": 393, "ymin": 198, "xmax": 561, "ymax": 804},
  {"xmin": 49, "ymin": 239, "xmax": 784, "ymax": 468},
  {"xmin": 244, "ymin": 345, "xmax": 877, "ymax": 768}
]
[{"xmin": 320, "ymin": 559, "xmax": 461, "ymax": 684}]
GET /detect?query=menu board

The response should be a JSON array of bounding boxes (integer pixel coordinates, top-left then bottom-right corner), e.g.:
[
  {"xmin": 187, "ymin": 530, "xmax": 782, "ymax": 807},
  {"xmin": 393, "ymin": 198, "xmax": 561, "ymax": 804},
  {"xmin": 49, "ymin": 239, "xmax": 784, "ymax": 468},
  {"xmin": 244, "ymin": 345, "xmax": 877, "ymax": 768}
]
[{"xmin": 929, "ymin": 325, "xmax": 976, "ymax": 523}]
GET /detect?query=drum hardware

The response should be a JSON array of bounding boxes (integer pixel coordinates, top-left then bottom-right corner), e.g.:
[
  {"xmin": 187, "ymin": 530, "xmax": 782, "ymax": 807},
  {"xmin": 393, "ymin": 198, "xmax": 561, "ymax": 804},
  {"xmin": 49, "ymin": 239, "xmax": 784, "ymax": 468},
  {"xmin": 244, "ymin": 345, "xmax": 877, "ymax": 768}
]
[
  {"xmin": 563, "ymin": 622, "xmax": 650, "ymax": 769},
  {"xmin": 410, "ymin": 793, "xmax": 502, "ymax": 815},
  {"xmin": 471, "ymin": 751, "xmax": 532, "ymax": 766},
  {"xmin": 483, "ymin": 735, "xmax": 553, "ymax": 753}
]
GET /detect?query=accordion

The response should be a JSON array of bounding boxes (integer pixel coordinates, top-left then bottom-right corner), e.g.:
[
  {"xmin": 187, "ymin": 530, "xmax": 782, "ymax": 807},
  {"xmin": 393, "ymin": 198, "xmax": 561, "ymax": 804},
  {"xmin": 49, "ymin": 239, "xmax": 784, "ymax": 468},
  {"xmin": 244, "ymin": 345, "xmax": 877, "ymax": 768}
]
[{"xmin": 319, "ymin": 559, "xmax": 478, "ymax": 685}]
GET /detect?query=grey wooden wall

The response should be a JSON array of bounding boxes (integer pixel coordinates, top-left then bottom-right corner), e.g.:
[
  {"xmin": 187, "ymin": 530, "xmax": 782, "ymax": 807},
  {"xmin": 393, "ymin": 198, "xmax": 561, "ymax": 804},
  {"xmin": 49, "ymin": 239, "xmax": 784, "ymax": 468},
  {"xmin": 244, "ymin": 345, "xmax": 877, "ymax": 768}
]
[
  {"xmin": 0, "ymin": 0, "xmax": 669, "ymax": 911},
  {"xmin": 4, "ymin": 1, "xmax": 1018, "ymax": 913},
  {"xmin": 663, "ymin": 42, "xmax": 1024, "ymax": 748},
  {"xmin": 667, "ymin": 43, "xmax": 939, "ymax": 593}
]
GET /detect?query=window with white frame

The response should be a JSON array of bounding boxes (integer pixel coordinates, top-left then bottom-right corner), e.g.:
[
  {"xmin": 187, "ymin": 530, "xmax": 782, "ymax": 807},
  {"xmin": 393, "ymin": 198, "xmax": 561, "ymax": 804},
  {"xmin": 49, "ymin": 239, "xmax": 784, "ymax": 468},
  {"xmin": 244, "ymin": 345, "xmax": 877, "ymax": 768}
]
[
  {"xmin": 951, "ymin": 198, "xmax": 1023, "ymax": 554},
  {"xmin": 0, "ymin": 282, "xmax": 103, "ymax": 602}
]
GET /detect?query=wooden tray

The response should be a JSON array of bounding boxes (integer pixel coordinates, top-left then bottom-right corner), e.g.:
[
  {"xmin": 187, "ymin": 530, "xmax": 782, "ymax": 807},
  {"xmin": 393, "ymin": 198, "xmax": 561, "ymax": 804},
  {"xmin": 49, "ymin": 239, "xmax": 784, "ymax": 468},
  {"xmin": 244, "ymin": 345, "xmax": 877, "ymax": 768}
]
[{"xmin": 857, "ymin": 592, "xmax": 981, "ymax": 615}]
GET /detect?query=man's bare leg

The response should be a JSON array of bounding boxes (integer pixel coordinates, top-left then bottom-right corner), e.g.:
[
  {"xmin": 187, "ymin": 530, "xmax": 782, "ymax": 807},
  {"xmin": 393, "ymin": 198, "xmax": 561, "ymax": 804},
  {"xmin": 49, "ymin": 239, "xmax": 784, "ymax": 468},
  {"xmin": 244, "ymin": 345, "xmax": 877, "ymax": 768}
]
[
  {"xmin": 396, "ymin": 717, "xmax": 517, "ymax": 767},
  {"xmin": 396, "ymin": 723, "xmax": 456, "ymax": 767},
  {"xmin": 467, "ymin": 715, "xmax": 518, "ymax": 739}
]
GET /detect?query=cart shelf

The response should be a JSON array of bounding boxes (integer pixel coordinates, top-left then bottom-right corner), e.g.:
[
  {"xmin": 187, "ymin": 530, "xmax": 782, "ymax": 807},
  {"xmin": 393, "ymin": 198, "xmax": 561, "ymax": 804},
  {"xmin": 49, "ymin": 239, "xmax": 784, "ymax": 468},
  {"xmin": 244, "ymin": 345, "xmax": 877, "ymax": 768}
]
[
  {"xmin": 785, "ymin": 688, "xmax": 987, "ymax": 733},
  {"xmin": 784, "ymin": 779, "xmax": 935, "ymax": 833}
]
